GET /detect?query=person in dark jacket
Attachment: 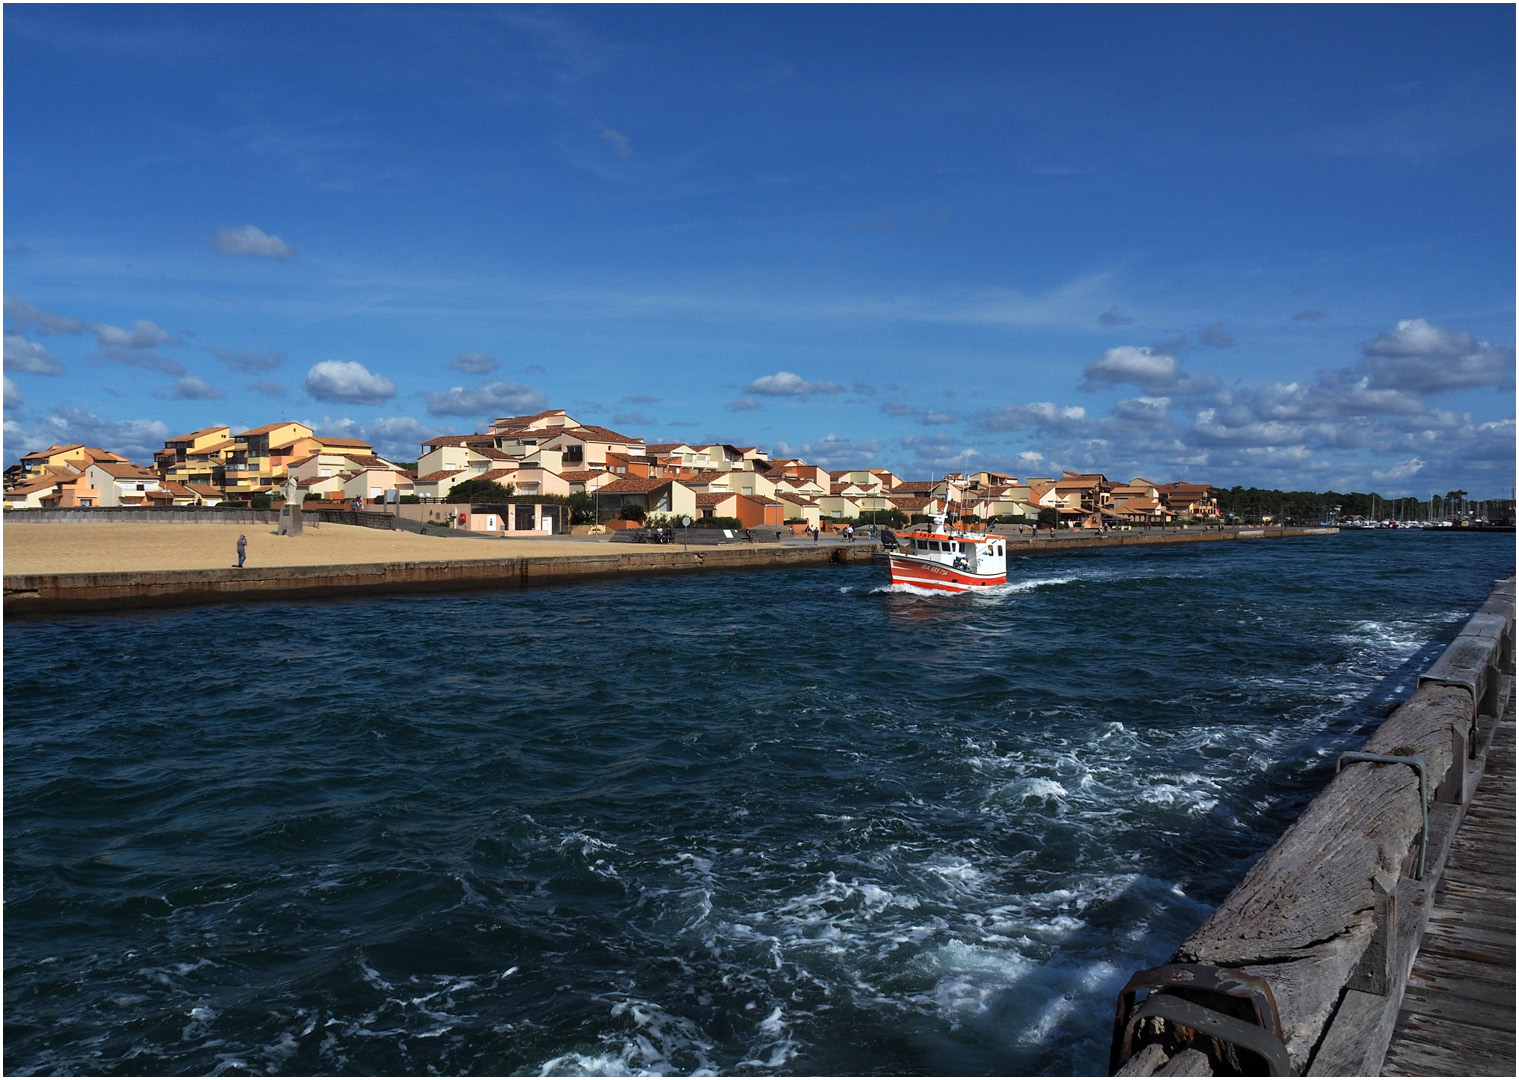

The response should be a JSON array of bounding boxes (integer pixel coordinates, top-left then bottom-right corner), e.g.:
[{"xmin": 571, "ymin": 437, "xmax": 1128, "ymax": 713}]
[{"xmin": 236, "ymin": 534, "xmax": 247, "ymax": 567}]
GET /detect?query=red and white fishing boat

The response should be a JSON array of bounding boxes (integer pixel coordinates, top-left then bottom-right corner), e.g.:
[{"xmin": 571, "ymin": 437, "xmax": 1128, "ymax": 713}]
[{"xmin": 880, "ymin": 513, "xmax": 1009, "ymax": 593}]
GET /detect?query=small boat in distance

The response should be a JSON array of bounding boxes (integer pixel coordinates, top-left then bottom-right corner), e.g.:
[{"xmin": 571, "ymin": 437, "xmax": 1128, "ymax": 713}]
[{"xmin": 879, "ymin": 513, "xmax": 1008, "ymax": 592}]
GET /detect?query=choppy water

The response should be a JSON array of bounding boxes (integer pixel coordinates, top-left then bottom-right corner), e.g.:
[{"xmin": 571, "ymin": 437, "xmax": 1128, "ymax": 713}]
[{"xmin": 4, "ymin": 530, "xmax": 1512, "ymax": 1076}]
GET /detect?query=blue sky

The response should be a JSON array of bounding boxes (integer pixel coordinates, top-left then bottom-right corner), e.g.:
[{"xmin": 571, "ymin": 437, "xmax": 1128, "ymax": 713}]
[{"xmin": 4, "ymin": 5, "xmax": 1514, "ymax": 496}]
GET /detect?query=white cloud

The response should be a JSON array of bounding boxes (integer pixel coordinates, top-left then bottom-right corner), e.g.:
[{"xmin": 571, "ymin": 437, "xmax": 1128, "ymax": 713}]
[
  {"xmin": 92, "ymin": 319, "xmax": 180, "ymax": 349},
  {"xmin": 312, "ymin": 415, "xmax": 442, "ymax": 462},
  {"xmin": 1358, "ymin": 318, "xmax": 1514, "ymax": 393},
  {"xmin": 171, "ymin": 376, "xmax": 224, "ymax": 400},
  {"xmin": 1082, "ymin": 345, "xmax": 1220, "ymax": 396},
  {"xmin": 304, "ymin": 360, "xmax": 397, "ymax": 405},
  {"xmin": 4, "ymin": 333, "xmax": 63, "ymax": 374},
  {"xmin": 8, "ymin": 408, "xmax": 170, "ymax": 464},
  {"xmin": 423, "ymin": 381, "xmax": 545, "ymax": 417},
  {"xmin": 4, "ymin": 294, "xmax": 85, "ymax": 335},
  {"xmin": 745, "ymin": 370, "xmax": 843, "ymax": 397},
  {"xmin": 4, "ymin": 375, "xmax": 22, "ymax": 409},
  {"xmin": 98, "ymin": 347, "xmax": 185, "ymax": 376},
  {"xmin": 212, "ymin": 224, "xmax": 296, "ymax": 258},
  {"xmin": 773, "ymin": 433, "xmax": 879, "ymax": 469},
  {"xmin": 1371, "ymin": 457, "xmax": 1426, "ymax": 482},
  {"xmin": 976, "ymin": 401, "xmax": 1088, "ymax": 434},
  {"xmin": 725, "ymin": 397, "xmax": 760, "ymax": 411},
  {"xmin": 449, "ymin": 352, "xmax": 498, "ymax": 375},
  {"xmin": 213, "ymin": 347, "xmax": 285, "ymax": 372}
]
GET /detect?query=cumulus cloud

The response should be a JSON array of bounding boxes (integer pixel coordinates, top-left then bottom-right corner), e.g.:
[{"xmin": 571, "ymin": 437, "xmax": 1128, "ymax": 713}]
[
  {"xmin": 725, "ymin": 397, "xmax": 760, "ymax": 412},
  {"xmin": 4, "ymin": 375, "xmax": 22, "ymax": 409},
  {"xmin": 976, "ymin": 401, "xmax": 1089, "ymax": 434},
  {"xmin": 312, "ymin": 415, "xmax": 442, "ymax": 462},
  {"xmin": 5, "ymin": 333, "xmax": 63, "ymax": 374},
  {"xmin": 1358, "ymin": 318, "xmax": 1514, "ymax": 393},
  {"xmin": 93, "ymin": 319, "xmax": 181, "ymax": 350},
  {"xmin": 745, "ymin": 371, "xmax": 843, "ymax": 397},
  {"xmin": 1082, "ymin": 345, "xmax": 1220, "ymax": 396},
  {"xmin": 99, "ymin": 347, "xmax": 186, "ymax": 376},
  {"xmin": 304, "ymin": 360, "xmax": 397, "ymax": 404},
  {"xmin": 212, "ymin": 224, "xmax": 296, "ymax": 258},
  {"xmin": 213, "ymin": 347, "xmax": 285, "ymax": 372},
  {"xmin": 450, "ymin": 352, "xmax": 498, "ymax": 375},
  {"xmin": 1371, "ymin": 457, "xmax": 1426, "ymax": 482},
  {"xmin": 772, "ymin": 433, "xmax": 879, "ymax": 469},
  {"xmin": 10, "ymin": 408, "xmax": 170, "ymax": 464},
  {"xmin": 423, "ymin": 380, "xmax": 545, "ymax": 417},
  {"xmin": 4, "ymin": 294, "xmax": 85, "ymax": 335},
  {"xmin": 171, "ymin": 376, "xmax": 224, "ymax": 400}
]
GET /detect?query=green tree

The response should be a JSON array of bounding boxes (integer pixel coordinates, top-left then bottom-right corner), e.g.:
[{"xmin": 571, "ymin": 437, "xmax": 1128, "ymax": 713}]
[
  {"xmin": 619, "ymin": 503, "xmax": 647, "ymax": 522},
  {"xmin": 567, "ymin": 490, "xmax": 597, "ymax": 525},
  {"xmin": 1037, "ymin": 507, "xmax": 1059, "ymax": 529},
  {"xmin": 445, "ymin": 478, "xmax": 514, "ymax": 503}
]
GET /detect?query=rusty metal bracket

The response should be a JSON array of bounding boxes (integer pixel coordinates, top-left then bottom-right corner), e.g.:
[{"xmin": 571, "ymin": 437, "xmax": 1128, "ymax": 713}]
[
  {"xmin": 1336, "ymin": 751, "xmax": 1428, "ymax": 879},
  {"xmin": 1110, "ymin": 962, "xmax": 1291, "ymax": 1076}
]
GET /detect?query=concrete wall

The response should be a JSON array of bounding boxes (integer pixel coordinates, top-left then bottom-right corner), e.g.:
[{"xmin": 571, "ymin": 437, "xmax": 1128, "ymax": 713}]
[
  {"xmin": 5, "ymin": 507, "xmax": 282, "ymax": 525},
  {"xmin": 4, "ymin": 543, "xmax": 883, "ymax": 616}
]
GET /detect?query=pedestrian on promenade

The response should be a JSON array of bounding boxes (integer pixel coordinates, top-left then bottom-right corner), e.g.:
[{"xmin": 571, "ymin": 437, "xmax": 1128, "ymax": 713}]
[{"xmin": 236, "ymin": 533, "xmax": 247, "ymax": 568}]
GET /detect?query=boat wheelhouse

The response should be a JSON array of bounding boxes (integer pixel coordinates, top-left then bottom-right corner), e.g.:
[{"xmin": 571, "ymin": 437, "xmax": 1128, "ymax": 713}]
[{"xmin": 880, "ymin": 514, "xmax": 1008, "ymax": 592}]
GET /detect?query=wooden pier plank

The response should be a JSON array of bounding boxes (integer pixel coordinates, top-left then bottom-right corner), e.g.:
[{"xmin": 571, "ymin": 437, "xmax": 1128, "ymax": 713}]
[{"xmin": 1382, "ymin": 709, "xmax": 1515, "ymax": 1078}]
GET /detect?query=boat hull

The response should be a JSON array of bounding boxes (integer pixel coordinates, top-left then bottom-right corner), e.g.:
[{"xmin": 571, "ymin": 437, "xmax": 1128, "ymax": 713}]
[{"xmin": 885, "ymin": 554, "xmax": 1006, "ymax": 593}]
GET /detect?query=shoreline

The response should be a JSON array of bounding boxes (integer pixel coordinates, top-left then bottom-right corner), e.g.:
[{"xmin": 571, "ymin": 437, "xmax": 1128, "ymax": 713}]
[{"xmin": 3, "ymin": 524, "xmax": 1338, "ymax": 616}]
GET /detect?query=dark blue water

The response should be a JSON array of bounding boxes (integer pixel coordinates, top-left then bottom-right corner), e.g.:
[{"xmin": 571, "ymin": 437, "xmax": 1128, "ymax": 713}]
[{"xmin": 5, "ymin": 531, "xmax": 1512, "ymax": 1076}]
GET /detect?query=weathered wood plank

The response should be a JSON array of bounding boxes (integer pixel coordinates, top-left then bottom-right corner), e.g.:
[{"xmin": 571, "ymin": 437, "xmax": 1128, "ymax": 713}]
[
  {"xmin": 1172, "ymin": 685, "xmax": 1473, "ymax": 1070},
  {"xmin": 1402, "ymin": 968, "xmax": 1518, "ymax": 1008},
  {"xmin": 1155, "ymin": 1048, "xmax": 1212, "ymax": 1077},
  {"xmin": 1393, "ymin": 985, "xmax": 1517, "ymax": 1030},
  {"xmin": 1115, "ymin": 1041, "xmax": 1171, "ymax": 1077},
  {"xmin": 1383, "ymin": 1010, "xmax": 1517, "ymax": 1070}
]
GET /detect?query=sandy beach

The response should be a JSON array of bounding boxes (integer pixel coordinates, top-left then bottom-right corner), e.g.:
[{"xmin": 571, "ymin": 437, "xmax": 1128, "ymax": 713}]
[{"xmin": 3, "ymin": 522, "xmax": 611, "ymax": 576}]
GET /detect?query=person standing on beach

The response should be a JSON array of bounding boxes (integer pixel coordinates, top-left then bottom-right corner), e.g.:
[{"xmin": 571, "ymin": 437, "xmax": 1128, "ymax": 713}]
[{"xmin": 236, "ymin": 533, "xmax": 247, "ymax": 568}]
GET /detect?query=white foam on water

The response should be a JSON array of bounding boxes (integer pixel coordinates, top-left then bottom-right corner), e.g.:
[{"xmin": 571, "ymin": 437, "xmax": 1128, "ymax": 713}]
[{"xmin": 539, "ymin": 995, "xmax": 718, "ymax": 1077}]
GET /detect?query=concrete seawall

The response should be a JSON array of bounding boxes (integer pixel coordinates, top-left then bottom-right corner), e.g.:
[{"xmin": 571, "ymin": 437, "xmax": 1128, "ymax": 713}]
[
  {"xmin": 3, "ymin": 526, "xmax": 1337, "ymax": 616},
  {"xmin": 3, "ymin": 544, "xmax": 880, "ymax": 616}
]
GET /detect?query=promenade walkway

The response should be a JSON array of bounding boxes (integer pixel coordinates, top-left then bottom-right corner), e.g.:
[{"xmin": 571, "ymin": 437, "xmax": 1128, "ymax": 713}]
[{"xmin": 1382, "ymin": 700, "xmax": 1516, "ymax": 1076}]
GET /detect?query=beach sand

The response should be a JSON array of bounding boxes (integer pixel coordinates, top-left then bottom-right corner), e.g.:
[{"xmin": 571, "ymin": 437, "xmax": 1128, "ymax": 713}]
[{"xmin": 3, "ymin": 522, "xmax": 612, "ymax": 576}]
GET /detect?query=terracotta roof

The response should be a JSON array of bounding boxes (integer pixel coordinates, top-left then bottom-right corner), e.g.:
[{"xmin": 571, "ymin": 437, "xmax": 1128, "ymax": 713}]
[
  {"xmin": 189, "ymin": 439, "xmax": 237, "ymax": 455},
  {"xmin": 167, "ymin": 426, "xmax": 230, "ymax": 444},
  {"xmin": 423, "ymin": 434, "xmax": 494, "ymax": 448},
  {"xmin": 600, "ymin": 476, "xmax": 676, "ymax": 494},
  {"xmin": 477, "ymin": 469, "xmax": 520, "ymax": 483},
  {"xmin": 186, "ymin": 484, "xmax": 224, "ymax": 498},
  {"xmin": 311, "ymin": 436, "xmax": 371, "ymax": 448},
  {"xmin": 891, "ymin": 481, "xmax": 937, "ymax": 494},
  {"xmin": 90, "ymin": 462, "xmax": 159, "ymax": 479},
  {"xmin": 558, "ymin": 424, "xmax": 643, "ymax": 445},
  {"xmin": 7, "ymin": 477, "xmax": 63, "ymax": 495},
  {"xmin": 695, "ymin": 492, "xmax": 733, "ymax": 506},
  {"xmin": 238, "ymin": 421, "xmax": 310, "ymax": 437},
  {"xmin": 889, "ymin": 496, "xmax": 931, "ymax": 510},
  {"xmin": 559, "ymin": 471, "xmax": 604, "ymax": 482},
  {"xmin": 21, "ymin": 443, "xmax": 85, "ymax": 459},
  {"xmin": 415, "ymin": 469, "xmax": 465, "ymax": 483}
]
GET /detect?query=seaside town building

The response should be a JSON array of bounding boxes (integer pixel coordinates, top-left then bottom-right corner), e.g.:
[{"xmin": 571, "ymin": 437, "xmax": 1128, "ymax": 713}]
[{"xmin": 5, "ymin": 405, "xmax": 1233, "ymax": 533}]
